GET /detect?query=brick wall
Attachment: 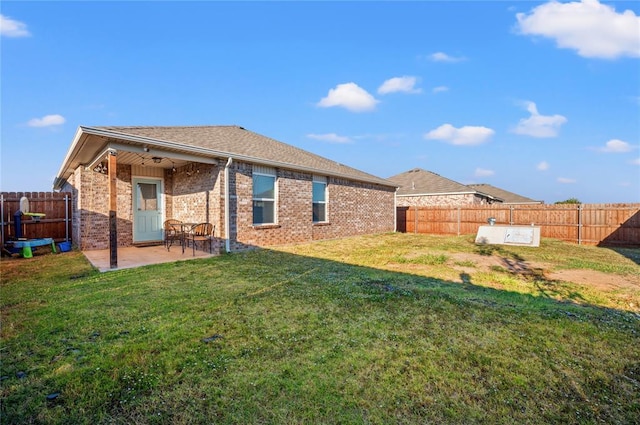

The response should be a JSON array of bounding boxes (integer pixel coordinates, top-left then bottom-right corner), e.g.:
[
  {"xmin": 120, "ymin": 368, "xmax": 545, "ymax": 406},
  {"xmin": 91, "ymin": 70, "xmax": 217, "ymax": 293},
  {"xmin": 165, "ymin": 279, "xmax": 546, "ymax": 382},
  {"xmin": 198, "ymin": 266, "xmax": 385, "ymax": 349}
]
[
  {"xmin": 396, "ymin": 193, "xmax": 494, "ymax": 207},
  {"xmin": 230, "ymin": 162, "xmax": 396, "ymax": 250},
  {"xmin": 117, "ymin": 165, "xmax": 133, "ymax": 247},
  {"xmin": 78, "ymin": 166, "xmax": 109, "ymax": 250},
  {"xmin": 232, "ymin": 165, "xmax": 314, "ymax": 249},
  {"xmin": 65, "ymin": 164, "xmax": 134, "ymax": 250},
  {"xmin": 166, "ymin": 162, "xmax": 224, "ymax": 253},
  {"xmin": 313, "ymin": 177, "xmax": 396, "ymax": 241},
  {"xmin": 167, "ymin": 163, "xmax": 219, "ymax": 224},
  {"xmin": 164, "ymin": 169, "xmax": 174, "ymax": 223},
  {"xmin": 64, "ymin": 158, "xmax": 395, "ymax": 253}
]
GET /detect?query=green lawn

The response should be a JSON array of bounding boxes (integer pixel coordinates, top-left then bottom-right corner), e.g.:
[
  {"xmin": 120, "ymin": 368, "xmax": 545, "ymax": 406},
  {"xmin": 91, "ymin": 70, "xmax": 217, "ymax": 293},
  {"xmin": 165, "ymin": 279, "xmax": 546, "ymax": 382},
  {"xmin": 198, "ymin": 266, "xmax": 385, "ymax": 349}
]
[{"xmin": 1, "ymin": 233, "xmax": 639, "ymax": 424}]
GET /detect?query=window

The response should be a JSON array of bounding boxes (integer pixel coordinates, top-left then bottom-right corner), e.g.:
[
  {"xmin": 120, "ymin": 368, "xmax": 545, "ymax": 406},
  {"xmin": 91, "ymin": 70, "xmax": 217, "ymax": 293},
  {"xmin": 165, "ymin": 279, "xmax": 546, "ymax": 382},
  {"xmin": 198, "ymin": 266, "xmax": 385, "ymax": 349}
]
[
  {"xmin": 137, "ymin": 182, "xmax": 158, "ymax": 211},
  {"xmin": 253, "ymin": 166, "xmax": 276, "ymax": 225},
  {"xmin": 312, "ymin": 176, "xmax": 327, "ymax": 222}
]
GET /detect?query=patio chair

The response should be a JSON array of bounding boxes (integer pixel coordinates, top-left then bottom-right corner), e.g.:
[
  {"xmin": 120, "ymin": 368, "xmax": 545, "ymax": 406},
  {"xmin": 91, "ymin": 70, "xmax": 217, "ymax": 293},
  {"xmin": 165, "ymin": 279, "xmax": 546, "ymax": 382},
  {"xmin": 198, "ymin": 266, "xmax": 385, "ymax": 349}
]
[
  {"xmin": 163, "ymin": 219, "xmax": 185, "ymax": 252},
  {"xmin": 188, "ymin": 222, "xmax": 214, "ymax": 256}
]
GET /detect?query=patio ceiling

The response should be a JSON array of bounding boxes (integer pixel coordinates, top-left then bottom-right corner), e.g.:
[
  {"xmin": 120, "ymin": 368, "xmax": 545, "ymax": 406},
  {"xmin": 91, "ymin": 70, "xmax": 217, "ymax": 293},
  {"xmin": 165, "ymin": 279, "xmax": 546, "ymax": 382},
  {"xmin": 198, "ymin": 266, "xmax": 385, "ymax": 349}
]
[
  {"xmin": 54, "ymin": 127, "xmax": 217, "ymax": 190},
  {"xmin": 85, "ymin": 142, "xmax": 201, "ymax": 170}
]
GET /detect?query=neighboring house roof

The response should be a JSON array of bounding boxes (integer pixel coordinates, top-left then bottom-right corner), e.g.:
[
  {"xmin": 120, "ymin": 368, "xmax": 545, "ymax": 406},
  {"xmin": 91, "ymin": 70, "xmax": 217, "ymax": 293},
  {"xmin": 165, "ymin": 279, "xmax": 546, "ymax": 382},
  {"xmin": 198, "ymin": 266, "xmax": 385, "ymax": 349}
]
[
  {"xmin": 388, "ymin": 168, "xmax": 501, "ymax": 200},
  {"xmin": 54, "ymin": 125, "xmax": 396, "ymax": 189},
  {"xmin": 467, "ymin": 184, "xmax": 543, "ymax": 204}
]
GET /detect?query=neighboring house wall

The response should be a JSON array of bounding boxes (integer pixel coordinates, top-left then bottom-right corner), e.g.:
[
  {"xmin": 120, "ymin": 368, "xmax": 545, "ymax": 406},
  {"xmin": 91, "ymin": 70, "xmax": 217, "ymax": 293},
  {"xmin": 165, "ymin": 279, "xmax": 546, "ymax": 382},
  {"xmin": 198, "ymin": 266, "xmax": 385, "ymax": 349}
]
[{"xmin": 397, "ymin": 193, "xmax": 493, "ymax": 207}]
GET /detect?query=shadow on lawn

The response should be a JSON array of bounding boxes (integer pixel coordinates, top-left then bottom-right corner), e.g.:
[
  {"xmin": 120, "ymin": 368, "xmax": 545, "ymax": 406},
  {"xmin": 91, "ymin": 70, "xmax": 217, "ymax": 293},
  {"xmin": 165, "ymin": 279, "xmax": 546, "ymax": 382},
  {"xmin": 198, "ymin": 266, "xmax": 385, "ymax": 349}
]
[
  {"xmin": 242, "ymin": 246, "xmax": 634, "ymax": 317},
  {"xmin": 474, "ymin": 244, "xmax": 594, "ymax": 306},
  {"xmin": 62, "ymin": 239, "xmax": 638, "ymax": 316},
  {"xmin": 605, "ymin": 246, "xmax": 640, "ymax": 266},
  {"xmin": 3, "ymin": 242, "xmax": 635, "ymax": 320}
]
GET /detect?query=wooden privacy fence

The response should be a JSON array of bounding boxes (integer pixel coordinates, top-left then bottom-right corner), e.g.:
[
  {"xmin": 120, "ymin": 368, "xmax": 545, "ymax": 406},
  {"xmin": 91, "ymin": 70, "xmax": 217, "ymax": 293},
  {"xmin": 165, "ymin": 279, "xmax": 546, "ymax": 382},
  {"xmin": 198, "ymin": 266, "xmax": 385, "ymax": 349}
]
[
  {"xmin": 1, "ymin": 192, "xmax": 72, "ymax": 245},
  {"xmin": 396, "ymin": 203, "xmax": 640, "ymax": 247}
]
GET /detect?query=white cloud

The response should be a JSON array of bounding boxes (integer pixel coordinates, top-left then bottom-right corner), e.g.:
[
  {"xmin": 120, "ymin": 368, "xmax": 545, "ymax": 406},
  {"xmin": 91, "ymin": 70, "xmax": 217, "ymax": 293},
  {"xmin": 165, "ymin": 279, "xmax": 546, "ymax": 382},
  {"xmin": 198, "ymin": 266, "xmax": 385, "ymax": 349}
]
[
  {"xmin": 599, "ymin": 139, "xmax": 634, "ymax": 153},
  {"xmin": 429, "ymin": 52, "xmax": 466, "ymax": 63},
  {"xmin": 306, "ymin": 133, "xmax": 352, "ymax": 144},
  {"xmin": 378, "ymin": 76, "xmax": 421, "ymax": 94},
  {"xmin": 27, "ymin": 114, "xmax": 66, "ymax": 127},
  {"xmin": 630, "ymin": 158, "xmax": 640, "ymax": 165},
  {"xmin": 424, "ymin": 123, "xmax": 495, "ymax": 146},
  {"xmin": 537, "ymin": 161, "xmax": 550, "ymax": 171},
  {"xmin": 557, "ymin": 177, "xmax": 577, "ymax": 184},
  {"xmin": 475, "ymin": 168, "xmax": 495, "ymax": 177},
  {"xmin": 432, "ymin": 86, "xmax": 449, "ymax": 94},
  {"xmin": 516, "ymin": 0, "xmax": 640, "ymax": 59},
  {"xmin": 512, "ymin": 101, "xmax": 567, "ymax": 138},
  {"xmin": 0, "ymin": 14, "xmax": 30, "ymax": 37},
  {"xmin": 317, "ymin": 82, "xmax": 379, "ymax": 112}
]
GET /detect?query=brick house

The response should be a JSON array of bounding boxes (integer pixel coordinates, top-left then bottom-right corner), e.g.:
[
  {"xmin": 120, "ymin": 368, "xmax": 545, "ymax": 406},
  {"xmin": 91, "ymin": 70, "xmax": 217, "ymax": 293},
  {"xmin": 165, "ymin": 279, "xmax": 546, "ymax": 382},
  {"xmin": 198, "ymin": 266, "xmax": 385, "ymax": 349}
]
[
  {"xmin": 388, "ymin": 168, "xmax": 501, "ymax": 207},
  {"xmin": 466, "ymin": 184, "xmax": 543, "ymax": 205},
  {"xmin": 53, "ymin": 126, "xmax": 397, "ymax": 261},
  {"xmin": 389, "ymin": 169, "xmax": 542, "ymax": 207}
]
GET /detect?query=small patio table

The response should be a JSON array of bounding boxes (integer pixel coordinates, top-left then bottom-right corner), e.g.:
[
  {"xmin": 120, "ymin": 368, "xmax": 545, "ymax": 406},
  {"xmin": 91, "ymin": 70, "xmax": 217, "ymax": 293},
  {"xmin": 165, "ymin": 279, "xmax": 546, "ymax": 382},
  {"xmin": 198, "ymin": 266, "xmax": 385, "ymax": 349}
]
[{"xmin": 169, "ymin": 223, "xmax": 198, "ymax": 253}]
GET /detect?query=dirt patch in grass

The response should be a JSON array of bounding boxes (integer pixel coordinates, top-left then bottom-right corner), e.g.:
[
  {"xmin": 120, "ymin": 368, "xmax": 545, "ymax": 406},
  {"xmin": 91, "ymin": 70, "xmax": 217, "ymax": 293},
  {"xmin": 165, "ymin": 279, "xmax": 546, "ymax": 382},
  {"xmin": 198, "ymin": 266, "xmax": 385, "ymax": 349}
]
[
  {"xmin": 449, "ymin": 252, "xmax": 639, "ymax": 292},
  {"xmin": 546, "ymin": 269, "xmax": 639, "ymax": 291}
]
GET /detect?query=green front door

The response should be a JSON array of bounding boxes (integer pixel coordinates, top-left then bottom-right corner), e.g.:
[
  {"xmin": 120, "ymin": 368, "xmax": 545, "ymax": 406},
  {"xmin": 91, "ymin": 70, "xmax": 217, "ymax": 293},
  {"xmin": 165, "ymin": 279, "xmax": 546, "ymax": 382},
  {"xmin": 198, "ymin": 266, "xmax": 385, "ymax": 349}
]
[{"xmin": 133, "ymin": 178, "xmax": 163, "ymax": 243}]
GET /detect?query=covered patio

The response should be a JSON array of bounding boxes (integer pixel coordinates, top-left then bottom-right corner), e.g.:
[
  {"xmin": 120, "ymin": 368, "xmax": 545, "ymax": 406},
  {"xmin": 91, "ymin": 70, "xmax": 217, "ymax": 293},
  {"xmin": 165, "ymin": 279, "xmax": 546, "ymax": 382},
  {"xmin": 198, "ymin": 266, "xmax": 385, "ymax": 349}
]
[
  {"xmin": 82, "ymin": 244, "xmax": 217, "ymax": 272},
  {"xmin": 53, "ymin": 126, "xmax": 225, "ymax": 269}
]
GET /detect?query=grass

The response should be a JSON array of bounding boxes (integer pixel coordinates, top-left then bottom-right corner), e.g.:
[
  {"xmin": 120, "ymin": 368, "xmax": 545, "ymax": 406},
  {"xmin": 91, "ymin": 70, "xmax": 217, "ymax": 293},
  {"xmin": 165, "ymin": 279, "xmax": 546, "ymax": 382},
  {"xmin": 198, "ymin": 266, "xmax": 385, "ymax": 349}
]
[
  {"xmin": 391, "ymin": 253, "xmax": 449, "ymax": 265},
  {"xmin": 1, "ymin": 233, "xmax": 639, "ymax": 424}
]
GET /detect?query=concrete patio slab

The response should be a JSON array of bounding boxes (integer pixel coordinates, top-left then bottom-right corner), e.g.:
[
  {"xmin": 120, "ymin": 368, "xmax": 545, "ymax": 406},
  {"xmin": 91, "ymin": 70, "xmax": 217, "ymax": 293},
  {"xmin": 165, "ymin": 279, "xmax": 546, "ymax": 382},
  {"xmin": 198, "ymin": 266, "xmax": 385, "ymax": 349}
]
[{"xmin": 82, "ymin": 244, "xmax": 217, "ymax": 272}]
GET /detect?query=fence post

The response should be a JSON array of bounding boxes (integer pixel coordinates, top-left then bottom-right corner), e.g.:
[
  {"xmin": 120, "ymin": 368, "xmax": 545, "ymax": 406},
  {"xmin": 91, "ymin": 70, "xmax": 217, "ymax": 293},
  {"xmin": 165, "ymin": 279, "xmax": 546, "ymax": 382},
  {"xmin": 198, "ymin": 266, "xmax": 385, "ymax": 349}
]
[
  {"xmin": 510, "ymin": 206, "xmax": 514, "ymax": 225},
  {"xmin": 414, "ymin": 205, "xmax": 418, "ymax": 234},
  {"xmin": 578, "ymin": 204, "xmax": 582, "ymax": 245},
  {"xmin": 457, "ymin": 207, "xmax": 461, "ymax": 236}
]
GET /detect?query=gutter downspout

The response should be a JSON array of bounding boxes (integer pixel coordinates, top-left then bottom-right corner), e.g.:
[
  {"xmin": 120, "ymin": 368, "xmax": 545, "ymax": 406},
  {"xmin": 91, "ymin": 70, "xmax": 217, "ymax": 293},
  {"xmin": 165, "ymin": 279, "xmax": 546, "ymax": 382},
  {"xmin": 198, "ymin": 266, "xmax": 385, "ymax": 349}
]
[{"xmin": 224, "ymin": 157, "xmax": 233, "ymax": 253}]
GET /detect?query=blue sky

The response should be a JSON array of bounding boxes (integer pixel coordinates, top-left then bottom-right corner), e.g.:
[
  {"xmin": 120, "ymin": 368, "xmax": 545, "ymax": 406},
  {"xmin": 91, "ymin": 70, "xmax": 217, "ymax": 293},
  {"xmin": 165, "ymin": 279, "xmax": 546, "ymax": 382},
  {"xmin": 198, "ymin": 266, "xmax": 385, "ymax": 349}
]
[{"xmin": 1, "ymin": 0, "xmax": 639, "ymax": 204}]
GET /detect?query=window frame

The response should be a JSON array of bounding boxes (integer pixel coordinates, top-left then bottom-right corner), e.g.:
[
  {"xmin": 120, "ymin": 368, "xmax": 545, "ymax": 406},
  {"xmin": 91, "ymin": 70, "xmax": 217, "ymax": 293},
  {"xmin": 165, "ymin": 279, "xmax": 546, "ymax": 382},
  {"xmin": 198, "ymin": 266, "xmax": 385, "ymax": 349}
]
[
  {"xmin": 312, "ymin": 176, "xmax": 328, "ymax": 223},
  {"xmin": 252, "ymin": 166, "xmax": 277, "ymax": 225},
  {"xmin": 136, "ymin": 182, "xmax": 159, "ymax": 211}
]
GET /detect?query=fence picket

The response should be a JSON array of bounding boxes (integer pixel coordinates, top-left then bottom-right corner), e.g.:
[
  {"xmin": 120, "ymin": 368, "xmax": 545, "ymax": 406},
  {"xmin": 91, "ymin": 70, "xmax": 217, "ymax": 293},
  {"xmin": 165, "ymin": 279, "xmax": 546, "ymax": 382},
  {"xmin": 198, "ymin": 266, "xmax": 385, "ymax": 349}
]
[
  {"xmin": 1, "ymin": 192, "xmax": 72, "ymax": 245},
  {"xmin": 396, "ymin": 204, "xmax": 639, "ymax": 247}
]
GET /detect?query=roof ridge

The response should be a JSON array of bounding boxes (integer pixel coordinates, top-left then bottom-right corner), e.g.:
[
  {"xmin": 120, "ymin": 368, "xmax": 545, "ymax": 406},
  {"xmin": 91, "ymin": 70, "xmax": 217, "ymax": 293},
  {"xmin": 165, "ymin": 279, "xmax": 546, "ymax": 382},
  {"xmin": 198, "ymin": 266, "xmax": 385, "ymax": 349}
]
[
  {"xmin": 96, "ymin": 125, "xmax": 243, "ymax": 129},
  {"xmin": 404, "ymin": 168, "xmax": 467, "ymax": 186}
]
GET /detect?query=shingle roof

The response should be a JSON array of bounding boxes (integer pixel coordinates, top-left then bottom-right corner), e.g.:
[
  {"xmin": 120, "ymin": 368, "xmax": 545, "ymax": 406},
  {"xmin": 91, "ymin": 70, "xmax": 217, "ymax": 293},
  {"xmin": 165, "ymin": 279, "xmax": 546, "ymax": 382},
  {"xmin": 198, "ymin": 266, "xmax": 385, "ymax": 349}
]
[
  {"xmin": 92, "ymin": 126, "xmax": 395, "ymax": 187},
  {"xmin": 467, "ymin": 184, "xmax": 542, "ymax": 204},
  {"xmin": 388, "ymin": 168, "xmax": 478, "ymax": 196}
]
